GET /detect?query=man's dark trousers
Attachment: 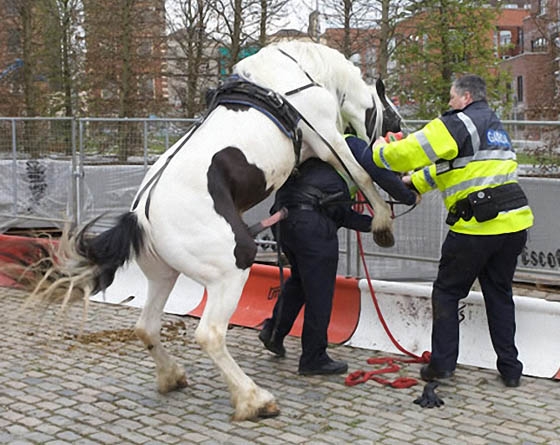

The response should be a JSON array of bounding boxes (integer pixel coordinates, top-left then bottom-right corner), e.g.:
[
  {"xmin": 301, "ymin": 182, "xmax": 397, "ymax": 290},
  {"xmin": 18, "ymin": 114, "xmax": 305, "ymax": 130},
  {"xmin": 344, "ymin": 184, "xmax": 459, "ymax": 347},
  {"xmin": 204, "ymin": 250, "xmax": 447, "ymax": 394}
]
[
  {"xmin": 430, "ymin": 229, "xmax": 527, "ymax": 379},
  {"xmin": 271, "ymin": 209, "xmax": 339, "ymax": 370}
]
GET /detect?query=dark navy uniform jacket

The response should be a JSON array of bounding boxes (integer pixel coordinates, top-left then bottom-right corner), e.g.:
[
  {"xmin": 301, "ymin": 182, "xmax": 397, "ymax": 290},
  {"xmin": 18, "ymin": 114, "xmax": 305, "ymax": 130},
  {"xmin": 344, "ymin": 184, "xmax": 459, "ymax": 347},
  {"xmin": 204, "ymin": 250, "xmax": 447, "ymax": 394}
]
[
  {"xmin": 273, "ymin": 142, "xmax": 416, "ymax": 231},
  {"xmin": 274, "ymin": 157, "xmax": 372, "ymax": 232},
  {"xmin": 345, "ymin": 135, "xmax": 417, "ymax": 206}
]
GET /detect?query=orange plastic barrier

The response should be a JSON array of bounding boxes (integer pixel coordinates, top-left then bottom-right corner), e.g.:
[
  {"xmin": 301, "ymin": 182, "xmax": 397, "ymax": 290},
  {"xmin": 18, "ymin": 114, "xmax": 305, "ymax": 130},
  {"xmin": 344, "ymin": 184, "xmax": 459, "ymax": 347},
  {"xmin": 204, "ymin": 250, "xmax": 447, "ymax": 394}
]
[
  {"xmin": 188, "ymin": 263, "xmax": 361, "ymax": 344},
  {"xmin": 0, "ymin": 234, "xmax": 56, "ymax": 287}
]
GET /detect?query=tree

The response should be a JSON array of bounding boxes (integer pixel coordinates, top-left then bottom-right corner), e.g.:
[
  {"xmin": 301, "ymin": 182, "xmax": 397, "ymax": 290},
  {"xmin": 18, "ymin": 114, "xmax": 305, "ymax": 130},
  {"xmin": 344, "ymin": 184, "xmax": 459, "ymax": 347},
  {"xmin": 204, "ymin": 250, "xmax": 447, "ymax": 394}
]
[
  {"xmin": 257, "ymin": 0, "xmax": 290, "ymax": 47},
  {"xmin": 320, "ymin": 0, "xmax": 409, "ymax": 83},
  {"xmin": 41, "ymin": 0, "xmax": 84, "ymax": 117},
  {"xmin": 209, "ymin": 0, "xmax": 290, "ymax": 77},
  {"xmin": 320, "ymin": 0, "xmax": 378, "ymax": 81},
  {"xmin": 1, "ymin": 0, "xmax": 43, "ymax": 117},
  {"xmin": 166, "ymin": 0, "xmax": 216, "ymax": 117},
  {"xmin": 394, "ymin": 0, "xmax": 508, "ymax": 118},
  {"xmin": 82, "ymin": 0, "xmax": 167, "ymax": 118}
]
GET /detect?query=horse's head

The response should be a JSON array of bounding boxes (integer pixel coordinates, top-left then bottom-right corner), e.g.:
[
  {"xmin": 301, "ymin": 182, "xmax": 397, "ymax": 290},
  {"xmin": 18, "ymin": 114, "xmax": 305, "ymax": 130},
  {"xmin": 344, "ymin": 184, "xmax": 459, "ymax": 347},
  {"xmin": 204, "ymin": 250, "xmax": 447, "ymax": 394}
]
[{"xmin": 365, "ymin": 78, "xmax": 402, "ymax": 141}]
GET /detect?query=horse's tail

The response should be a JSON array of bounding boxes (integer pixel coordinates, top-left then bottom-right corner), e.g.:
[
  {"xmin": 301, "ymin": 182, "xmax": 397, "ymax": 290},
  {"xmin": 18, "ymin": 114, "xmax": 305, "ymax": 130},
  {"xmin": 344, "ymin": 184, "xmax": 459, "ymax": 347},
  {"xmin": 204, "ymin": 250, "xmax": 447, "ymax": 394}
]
[
  {"xmin": 74, "ymin": 212, "xmax": 144, "ymax": 295},
  {"xmin": 6, "ymin": 212, "xmax": 144, "ymax": 308}
]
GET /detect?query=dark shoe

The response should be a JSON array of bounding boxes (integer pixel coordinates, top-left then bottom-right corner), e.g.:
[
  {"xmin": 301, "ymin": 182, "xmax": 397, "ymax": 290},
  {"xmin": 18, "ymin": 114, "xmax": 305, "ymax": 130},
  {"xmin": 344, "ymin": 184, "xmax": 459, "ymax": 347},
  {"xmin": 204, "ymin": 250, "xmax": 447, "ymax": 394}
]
[
  {"xmin": 501, "ymin": 375, "xmax": 520, "ymax": 388},
  {"xmin": 420, "ymin": 365, "xmax": 453, "ymax": 381},
  {"xmin": 258, "ymin": 321, "xmax": 285, "ymax": 357},
  {"xmin": 298, "ymin": 359, "xmax": 348, "ymax": 376}
]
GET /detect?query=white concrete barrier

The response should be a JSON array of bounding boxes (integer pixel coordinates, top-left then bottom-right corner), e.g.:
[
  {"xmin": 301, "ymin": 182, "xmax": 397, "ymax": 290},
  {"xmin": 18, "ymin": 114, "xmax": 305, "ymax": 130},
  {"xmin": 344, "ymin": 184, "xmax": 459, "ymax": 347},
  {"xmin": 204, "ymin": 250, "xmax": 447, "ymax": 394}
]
[
  {"xmin": 346, "ymin": 280, "xmax": 560, "ymax": 379},
  {"xmin": 91, "ymin": 261, "xmax": 204, "ymax": 315}
]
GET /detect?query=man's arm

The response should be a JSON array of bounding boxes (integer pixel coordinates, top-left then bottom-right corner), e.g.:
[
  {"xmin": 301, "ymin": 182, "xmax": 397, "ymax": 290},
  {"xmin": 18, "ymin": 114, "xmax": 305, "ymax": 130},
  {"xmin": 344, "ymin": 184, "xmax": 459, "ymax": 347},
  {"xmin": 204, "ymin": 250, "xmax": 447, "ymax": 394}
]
[
  {"xmin": 372, "ymin": 118, "xmax": 459, "ymax": 172},
  {"xmin": 346, "ymin": 135, "xmax": 418, "ymax": 205}
]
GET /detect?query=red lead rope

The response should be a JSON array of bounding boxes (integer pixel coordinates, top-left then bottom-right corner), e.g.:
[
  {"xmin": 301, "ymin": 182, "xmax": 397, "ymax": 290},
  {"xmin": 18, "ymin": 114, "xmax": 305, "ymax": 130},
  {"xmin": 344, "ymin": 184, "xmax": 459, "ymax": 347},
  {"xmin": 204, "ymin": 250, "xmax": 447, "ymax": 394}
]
[{"xmin": 344, "ymin": 194, "xmax": 431, "ymax": 388}]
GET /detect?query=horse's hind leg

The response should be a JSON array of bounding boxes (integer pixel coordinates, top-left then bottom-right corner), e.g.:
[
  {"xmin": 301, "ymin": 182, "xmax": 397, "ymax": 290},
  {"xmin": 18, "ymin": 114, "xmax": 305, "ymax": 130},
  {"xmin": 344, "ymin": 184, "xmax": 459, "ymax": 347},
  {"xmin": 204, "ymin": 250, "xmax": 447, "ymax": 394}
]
[
  {"xmin": 195, "ymin": 269, "xmax": 279, "ymax": 421},
  {"xmin": 134, "ymin": 261, "xmax": 187, "ymax": 393}
]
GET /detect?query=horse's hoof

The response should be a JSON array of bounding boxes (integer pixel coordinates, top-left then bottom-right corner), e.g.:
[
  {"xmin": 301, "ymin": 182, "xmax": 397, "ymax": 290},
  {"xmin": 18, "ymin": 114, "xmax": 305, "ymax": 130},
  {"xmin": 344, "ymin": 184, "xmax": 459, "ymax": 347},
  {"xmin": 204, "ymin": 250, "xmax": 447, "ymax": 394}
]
[
  {"xmin": 176, "ymin": 375, "xmax": 189, "ymax": 388},
  {"xmin": 257, "ymin": 401, "xmax": 280, "ymax": 419},
  {"xmin": 373, "ymin": 230, "xmax": 395, "ymax": 248},
  {"xmin": 157, "ymin": 373, "xmax": 188, "ymax": 393}
]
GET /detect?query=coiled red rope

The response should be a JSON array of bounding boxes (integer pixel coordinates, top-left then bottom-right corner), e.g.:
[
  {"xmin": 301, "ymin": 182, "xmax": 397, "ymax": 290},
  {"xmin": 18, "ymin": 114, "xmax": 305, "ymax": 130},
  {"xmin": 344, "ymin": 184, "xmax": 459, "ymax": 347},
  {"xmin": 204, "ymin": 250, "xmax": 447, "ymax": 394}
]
[{"xmin": 344, "ymin": 194, "xmax": 430, "ymax": 388}]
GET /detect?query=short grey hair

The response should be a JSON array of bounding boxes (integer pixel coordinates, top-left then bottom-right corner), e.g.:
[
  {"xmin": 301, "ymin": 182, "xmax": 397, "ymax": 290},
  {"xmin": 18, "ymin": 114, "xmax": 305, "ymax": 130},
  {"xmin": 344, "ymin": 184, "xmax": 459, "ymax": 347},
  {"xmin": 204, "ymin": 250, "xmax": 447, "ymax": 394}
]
[{"xmin": 453, "ymin": 74, "xmax": 487, "ymax": 102}]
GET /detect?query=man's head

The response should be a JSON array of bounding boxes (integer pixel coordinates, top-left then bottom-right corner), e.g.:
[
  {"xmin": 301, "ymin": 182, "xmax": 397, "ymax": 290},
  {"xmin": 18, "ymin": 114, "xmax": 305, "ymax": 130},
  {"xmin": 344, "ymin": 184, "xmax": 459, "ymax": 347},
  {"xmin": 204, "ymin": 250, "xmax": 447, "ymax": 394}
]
[{"xmin": 449, "ymin": 74, "xmax": 487, "ymax": 110}]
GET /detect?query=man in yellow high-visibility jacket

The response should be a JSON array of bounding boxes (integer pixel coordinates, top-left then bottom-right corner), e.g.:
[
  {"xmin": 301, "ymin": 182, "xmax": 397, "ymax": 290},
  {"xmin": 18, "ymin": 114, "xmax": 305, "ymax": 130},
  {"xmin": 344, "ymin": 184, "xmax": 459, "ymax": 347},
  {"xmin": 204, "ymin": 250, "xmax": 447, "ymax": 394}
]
[{"xmin": 372, "ymin": 74, "xmax": 533, "ymax": 388}]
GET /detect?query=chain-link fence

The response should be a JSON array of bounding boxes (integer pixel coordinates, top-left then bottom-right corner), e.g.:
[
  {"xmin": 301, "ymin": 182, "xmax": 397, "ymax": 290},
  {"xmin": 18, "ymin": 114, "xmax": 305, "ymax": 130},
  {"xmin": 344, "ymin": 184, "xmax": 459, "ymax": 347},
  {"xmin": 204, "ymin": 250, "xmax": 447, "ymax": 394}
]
[
  {"xmin": 1, "ymin": 117, "xmax": 559, "ymax": 282},
  {"xmin": 0, "ymin": 117, "xmax": 197, "ymax": 232}
]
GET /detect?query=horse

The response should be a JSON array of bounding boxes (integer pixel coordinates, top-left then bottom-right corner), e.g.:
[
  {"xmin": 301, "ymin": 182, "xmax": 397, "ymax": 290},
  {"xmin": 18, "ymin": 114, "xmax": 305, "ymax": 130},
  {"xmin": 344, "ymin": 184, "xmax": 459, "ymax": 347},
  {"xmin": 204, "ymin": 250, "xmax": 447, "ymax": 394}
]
[{"xmin": 10, "ymin": 41, "xmax": 403, "ymax": 421}]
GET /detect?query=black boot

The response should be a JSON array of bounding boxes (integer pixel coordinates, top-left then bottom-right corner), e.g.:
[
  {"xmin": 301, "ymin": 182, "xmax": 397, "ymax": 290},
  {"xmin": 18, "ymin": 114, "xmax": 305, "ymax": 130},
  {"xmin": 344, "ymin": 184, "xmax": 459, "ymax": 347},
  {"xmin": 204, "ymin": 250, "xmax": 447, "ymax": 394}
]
[{"xmin": 258, "ymin": 319, "xmax": 286, "ymax": 357}]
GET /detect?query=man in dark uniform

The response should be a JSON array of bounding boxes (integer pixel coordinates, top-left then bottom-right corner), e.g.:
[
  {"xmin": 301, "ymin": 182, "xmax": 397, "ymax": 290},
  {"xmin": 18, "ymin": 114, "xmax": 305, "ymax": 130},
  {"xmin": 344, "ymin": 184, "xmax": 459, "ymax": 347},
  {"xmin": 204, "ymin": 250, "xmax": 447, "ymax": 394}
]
[{"xmin": 259, "ymin": 139, "xmax": 418, "ymax": 375}]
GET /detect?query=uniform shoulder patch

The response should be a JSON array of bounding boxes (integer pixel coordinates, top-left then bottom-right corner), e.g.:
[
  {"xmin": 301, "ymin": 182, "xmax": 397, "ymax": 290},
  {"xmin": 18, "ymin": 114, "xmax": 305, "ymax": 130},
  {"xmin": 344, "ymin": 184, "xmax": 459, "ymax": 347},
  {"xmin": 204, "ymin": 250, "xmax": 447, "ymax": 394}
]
[{"xmin": 486, "ymin": 129, "xmax": 511, "ymax": 148}]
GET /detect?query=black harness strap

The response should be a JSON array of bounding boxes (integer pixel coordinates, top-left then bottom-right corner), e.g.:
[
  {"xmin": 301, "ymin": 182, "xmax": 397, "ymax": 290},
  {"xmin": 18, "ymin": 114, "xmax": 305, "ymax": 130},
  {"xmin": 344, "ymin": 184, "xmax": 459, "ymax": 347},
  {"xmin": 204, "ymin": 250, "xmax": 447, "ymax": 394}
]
[
  {"xmin": 134, "ymin": 78, "xmax": 309, "ymax": 220},
  {"xmin": 277, "ymin": 48, "xmax": 321, "ymax": 97},
  {"xmin": 207, "ymin": 77, "xmax": 303, "ymax": 164},
  {"xmin": 131, "ymin": 121, "xmax": 202, "ymax": 218},
  {"xmin": 284, "ymin": 82, "xmax": 318, "ymax": 96}
]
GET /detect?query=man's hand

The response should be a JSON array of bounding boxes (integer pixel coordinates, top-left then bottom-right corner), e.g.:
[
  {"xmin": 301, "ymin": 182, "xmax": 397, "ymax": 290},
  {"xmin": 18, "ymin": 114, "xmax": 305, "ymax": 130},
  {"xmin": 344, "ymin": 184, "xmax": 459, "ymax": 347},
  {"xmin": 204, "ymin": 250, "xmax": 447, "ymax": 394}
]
[
  {"xmin": 402, "ymin": 175, "xmax": 422, "ymax": 204},
  {"xmin": 372, "ymin": 136, "xmax": 386, "ymax": 150},
  {"xmin": 384, "ymin": 131, "xmax": 404, "ymax": 142},
  {"xmin": 402, "ymin": 175, "xmax": 412, "ymax": 186}
]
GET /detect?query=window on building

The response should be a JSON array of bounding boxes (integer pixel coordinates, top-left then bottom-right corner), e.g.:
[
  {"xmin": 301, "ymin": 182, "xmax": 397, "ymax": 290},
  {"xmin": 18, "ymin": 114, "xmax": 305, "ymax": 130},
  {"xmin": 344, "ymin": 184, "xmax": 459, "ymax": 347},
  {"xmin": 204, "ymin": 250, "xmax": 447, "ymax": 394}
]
[
  {"xmin": 500, "ymin": 30, "xmax": 512, "ymax": 46},
  {"xmin": 4, "ymin": 0, "xmax": 18, "ymax": 15},
  {"xmin": 516, "ymin": 76, "xmax": 523, "ymax": 102},
  {"xmin": 137, "ymin": 41, "xmax": 152, "ymax": 57},
  {"xmin": 532, "ymin": 37, "xmax": 548, "ymax": 51},
  {"xmin": 138, "ymin": 76, "xmax": 154, "ymax": 100},
  {"xmin": 497, "ymin": 30, "xmax": 513, "ymax": 57},
  {"xmin": 538, "ymin": 0, "xmax": 547, "ymax": 16}
]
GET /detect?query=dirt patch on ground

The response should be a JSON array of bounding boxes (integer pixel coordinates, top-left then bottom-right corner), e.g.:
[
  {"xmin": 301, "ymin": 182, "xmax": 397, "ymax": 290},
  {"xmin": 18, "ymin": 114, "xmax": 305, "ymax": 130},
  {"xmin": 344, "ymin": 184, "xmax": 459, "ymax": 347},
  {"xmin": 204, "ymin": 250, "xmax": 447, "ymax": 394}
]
[{"xmin": 66, "ymin": 319, "xmax": 190, "ymax": 349}]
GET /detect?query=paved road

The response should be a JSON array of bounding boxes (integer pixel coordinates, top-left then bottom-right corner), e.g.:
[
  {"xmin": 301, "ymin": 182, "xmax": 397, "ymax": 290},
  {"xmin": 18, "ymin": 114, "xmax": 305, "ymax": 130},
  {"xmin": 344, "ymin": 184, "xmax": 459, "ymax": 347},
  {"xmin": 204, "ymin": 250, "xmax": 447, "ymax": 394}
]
[{"xmin": 2, "ymin": 289, "xmax": 559, "ymax": 444}]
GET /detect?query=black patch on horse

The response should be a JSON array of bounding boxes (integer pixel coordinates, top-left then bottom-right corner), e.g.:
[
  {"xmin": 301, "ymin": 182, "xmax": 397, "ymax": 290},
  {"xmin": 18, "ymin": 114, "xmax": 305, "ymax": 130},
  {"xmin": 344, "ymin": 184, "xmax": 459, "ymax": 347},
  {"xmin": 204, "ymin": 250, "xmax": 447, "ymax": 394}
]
[{"xmin": 207, "ymin": 146, "xmax": 272, "ymax": 269}]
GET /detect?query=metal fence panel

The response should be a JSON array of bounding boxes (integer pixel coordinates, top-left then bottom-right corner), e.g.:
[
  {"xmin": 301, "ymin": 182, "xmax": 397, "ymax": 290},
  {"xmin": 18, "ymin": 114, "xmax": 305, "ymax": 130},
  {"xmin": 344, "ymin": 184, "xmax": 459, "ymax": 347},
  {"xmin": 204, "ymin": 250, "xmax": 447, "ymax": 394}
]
[
  {"xmin": 0, "ymin": 117, "xmax": 75, "ymax": 231},
  {"xmin": 0, "ymin": 117, "xmax": 558, "ymax": 283}
]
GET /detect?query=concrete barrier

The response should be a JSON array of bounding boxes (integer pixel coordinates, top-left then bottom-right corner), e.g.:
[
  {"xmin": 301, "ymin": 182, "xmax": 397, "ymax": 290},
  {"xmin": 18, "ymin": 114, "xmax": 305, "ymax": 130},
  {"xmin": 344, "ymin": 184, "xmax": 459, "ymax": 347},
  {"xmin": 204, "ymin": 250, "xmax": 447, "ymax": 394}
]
[
  {"xmin": 349, "ymin": 280, "xmax": 560, "ymax": 379},
  {"xmin": 1, "ymin": 235, "xmax": 558, "ymax": 379}
]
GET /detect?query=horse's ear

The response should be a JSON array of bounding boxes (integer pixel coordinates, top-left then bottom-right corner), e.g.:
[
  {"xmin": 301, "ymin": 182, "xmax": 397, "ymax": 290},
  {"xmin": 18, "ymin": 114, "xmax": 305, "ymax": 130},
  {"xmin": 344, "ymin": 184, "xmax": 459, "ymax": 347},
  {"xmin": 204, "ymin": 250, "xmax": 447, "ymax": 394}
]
[{"xmin": 376, "ymin": 78, "xmax": 386, "ymax": 97}]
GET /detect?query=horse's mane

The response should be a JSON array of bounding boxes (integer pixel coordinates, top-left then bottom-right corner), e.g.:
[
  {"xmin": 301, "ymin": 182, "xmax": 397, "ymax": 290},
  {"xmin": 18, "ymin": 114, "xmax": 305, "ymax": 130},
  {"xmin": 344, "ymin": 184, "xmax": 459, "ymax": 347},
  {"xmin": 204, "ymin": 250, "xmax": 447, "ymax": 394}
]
[
  {"xmin": 273, "ymin": 41, "xmax": 367, "ymax": 100},
  {"xmin": 235, "ymin": 41, "xmax": 389, "ymax": 142},
  {"xmin": 369, "ymin": 84, "xmax": 385, "ymax": 139}
]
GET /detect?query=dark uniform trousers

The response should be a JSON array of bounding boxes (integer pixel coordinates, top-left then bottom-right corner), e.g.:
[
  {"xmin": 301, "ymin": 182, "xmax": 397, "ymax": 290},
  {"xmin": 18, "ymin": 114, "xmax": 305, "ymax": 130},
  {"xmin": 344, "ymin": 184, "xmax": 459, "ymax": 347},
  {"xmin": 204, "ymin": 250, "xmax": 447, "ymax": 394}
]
[
  {"xmin": 430, "ymin": 229, "xmax": 527, "ymax": 379},
  {"xmin": 271, "ymin": 209, "xmax": 339, "ymax": 370}
]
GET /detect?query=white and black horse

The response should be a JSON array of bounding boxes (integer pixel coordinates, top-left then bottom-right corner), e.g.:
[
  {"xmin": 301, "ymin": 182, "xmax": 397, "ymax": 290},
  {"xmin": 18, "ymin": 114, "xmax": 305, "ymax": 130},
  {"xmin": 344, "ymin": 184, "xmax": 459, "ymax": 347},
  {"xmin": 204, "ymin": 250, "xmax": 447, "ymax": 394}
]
[{"xmin": 14, "ymin": 41, "xmax": 402, "ymax": 420}]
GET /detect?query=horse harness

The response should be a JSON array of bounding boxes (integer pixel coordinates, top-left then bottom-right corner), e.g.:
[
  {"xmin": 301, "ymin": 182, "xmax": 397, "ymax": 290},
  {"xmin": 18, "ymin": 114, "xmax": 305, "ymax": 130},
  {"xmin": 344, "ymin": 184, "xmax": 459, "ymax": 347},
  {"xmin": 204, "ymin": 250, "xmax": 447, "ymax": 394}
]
[
  {"xmin": 132, "ymin": 49, "xmax": 382, "ymax": 220},
  {"xmin": 206, "ymin": 76, "xmax": 303, "ymax": 161},
  {"xmin": 132, "ymin": 76, "xmax": 308, "ymax": 220}
]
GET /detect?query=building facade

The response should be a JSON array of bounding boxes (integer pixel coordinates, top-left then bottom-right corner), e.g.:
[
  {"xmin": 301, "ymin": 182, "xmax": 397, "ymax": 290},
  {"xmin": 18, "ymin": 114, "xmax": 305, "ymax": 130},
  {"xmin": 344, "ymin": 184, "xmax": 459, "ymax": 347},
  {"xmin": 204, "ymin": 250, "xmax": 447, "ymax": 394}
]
[{"xmin": 501, "ymin": 0, "xmax": 560, "ymax": 119}]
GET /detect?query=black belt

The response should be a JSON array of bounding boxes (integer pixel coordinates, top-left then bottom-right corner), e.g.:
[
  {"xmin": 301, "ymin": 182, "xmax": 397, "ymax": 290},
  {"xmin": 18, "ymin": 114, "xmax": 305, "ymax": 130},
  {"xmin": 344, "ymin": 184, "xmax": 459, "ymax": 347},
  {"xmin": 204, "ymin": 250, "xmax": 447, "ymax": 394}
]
[
  {"xmin": 446, "ymin": 182, "xmax": 528, "ymax": 225},
  {"xmin": 286, "ymin": 203, "xmax": 317, "ymax": 212}
]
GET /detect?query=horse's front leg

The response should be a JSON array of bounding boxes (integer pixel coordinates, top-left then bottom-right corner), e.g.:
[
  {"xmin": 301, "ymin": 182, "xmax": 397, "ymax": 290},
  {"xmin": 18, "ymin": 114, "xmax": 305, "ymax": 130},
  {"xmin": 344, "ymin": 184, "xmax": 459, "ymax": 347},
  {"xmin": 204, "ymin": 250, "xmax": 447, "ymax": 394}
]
[
  {"xmin": 312, "ymin": 133, "xmax": 394, "ymax": 247},
  {"xmin": 134, "ymin": 264, "xmax": 188, "ymax": 393},
  {"xmin": 195, "ymin": 269, "xmax": 279, "ymax": 421}
]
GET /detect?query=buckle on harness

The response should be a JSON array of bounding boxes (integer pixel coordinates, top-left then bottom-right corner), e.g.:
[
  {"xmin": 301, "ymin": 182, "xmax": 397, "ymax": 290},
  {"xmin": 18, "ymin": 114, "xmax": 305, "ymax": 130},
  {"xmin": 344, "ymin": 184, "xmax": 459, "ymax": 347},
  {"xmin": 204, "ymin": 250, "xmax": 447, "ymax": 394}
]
[{"xmin": 266, "ymin": 91, "xmax": 284, "ymax": 108}]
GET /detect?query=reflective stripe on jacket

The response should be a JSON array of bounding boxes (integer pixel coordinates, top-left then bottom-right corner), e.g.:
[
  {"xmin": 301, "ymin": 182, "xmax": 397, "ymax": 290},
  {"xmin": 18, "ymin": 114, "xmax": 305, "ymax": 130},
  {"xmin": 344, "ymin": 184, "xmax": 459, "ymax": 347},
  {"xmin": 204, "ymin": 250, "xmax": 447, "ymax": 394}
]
[{"xmin": 372, "ymin": 101, "xmax": 533, "ymax": 235}]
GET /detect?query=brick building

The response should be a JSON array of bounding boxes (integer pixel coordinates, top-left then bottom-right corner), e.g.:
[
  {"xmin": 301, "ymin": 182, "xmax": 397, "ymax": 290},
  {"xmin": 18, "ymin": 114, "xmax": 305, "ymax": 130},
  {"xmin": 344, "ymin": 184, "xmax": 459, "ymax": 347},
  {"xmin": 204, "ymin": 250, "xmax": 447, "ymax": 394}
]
[
  {"xmin": 501, "ymin": 0, "xmax": 560, "ymax": 119},
  {"xmin": 83, "ymin": 0, "xmax": 168, "ymax": 117}
]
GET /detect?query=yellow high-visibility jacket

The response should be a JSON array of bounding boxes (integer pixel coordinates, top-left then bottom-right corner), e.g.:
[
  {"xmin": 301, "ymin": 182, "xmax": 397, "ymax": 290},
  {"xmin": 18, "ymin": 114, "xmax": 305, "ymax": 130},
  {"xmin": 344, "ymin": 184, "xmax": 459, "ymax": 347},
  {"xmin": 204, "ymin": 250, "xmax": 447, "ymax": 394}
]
[{"xmin": 372, "ymin": 101, "xmax": 533, "ymax": 235}]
